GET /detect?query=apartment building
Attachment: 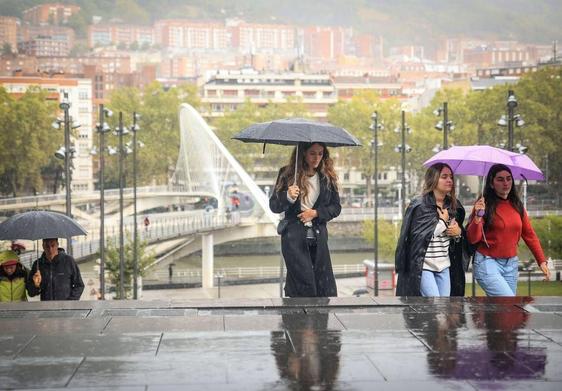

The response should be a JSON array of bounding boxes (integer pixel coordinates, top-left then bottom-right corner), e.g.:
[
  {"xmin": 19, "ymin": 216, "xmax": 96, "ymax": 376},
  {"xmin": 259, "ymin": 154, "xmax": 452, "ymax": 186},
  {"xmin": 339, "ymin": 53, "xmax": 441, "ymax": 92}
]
[
  {"xmin": 0, "ymin": 75, "xmax": 94, "ymax": 192},
  {"xmin": 228, "ymin": 20, "xmax": 296, "ymax": 51},
  {"xmin": 88, "ymin": 24, "xmax": 154, "ymax": 47},
  {"xmin": 22, "ymin": 3, "xmax": 80, "ymax": 25},
  {"xmin": 0, "ymin": 16, "xmax": 19, "ymax": 51},
  {"xmin": 154, "ymin": 20, "xmax": 229, "ymax": 50},
  {"xmin": 201, "ymin": 69, "xmax": 337, "ymax": 119},
  {"xmin": 17, "ymin": 25, "xmax": 75, "ymax": 57}
]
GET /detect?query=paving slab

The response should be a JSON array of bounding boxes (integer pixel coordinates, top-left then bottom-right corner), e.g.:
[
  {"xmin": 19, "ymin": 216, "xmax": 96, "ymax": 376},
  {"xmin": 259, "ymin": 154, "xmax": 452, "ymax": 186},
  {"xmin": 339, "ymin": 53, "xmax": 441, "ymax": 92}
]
[{"xmin": 1, "ymin": 296, "xmax": 561, "ymax": 389}]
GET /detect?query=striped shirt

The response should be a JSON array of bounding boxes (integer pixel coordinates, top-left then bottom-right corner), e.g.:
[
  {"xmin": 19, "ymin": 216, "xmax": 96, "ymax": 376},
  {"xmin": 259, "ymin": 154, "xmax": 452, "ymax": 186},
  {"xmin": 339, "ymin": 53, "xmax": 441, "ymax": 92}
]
[{"xmin": 423, "ymin": 219, "xmax": 451, "ymax": 272}]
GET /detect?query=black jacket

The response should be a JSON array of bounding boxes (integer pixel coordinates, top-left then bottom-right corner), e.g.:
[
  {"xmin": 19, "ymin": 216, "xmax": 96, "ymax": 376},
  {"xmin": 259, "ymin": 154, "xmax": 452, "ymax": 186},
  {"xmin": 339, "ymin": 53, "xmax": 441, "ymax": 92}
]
[
  {"xmin": 26, "ymin": 248, "xmax": 84, "ymax": 301},
  {"xmin": 270, "ymin": 167, "xmax": 341, "ymax": 297},
  {"xmin": 395, "ymin": 193, "xmax": 467, "ymax": 296}
]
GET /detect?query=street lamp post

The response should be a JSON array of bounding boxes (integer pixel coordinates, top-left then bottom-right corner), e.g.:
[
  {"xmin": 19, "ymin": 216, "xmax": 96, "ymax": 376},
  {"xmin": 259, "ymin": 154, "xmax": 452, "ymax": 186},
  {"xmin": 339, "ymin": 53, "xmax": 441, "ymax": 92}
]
[
  {"xmin": 53, "ymin": 91, "xmax": 80, "ymax": 255},
  {"xmin": 434, "ymin": 102, "xmax": 454, "ymax": 150},
  {"xmin": 95, "ymin": 104, "xmax": 112, "ymax": 299},
  {"xmin": 498, "ymin": 90, "xmax": 524, "ymax": 151},
  {"xmin": 131, "ymin": 112, "xmax": 140, "ymax": 299},
  {"xmin": 394, "ymin": 110, "xmax": 412, "ymax": 217},
  {"xmin": 507, "ymin": 90, "xmax": 517, "ymax": 151},
  {"xmin": 117, "ymin": 111, "xmax": 127, "ymax": 299},
  {"xmin": 61, "ymin": 94, "xmax": 71, "ymax": 224},
  {"xmin": 370, "ymin": 111, "xmax": 383, "ymax": 296}
]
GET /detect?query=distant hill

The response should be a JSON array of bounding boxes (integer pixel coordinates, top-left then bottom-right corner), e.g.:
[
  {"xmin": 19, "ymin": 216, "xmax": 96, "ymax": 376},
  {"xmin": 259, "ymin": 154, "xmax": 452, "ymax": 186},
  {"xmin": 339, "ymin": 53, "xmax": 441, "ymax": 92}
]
[{"xmin": 1, "ymin": 0, "xmax": 560, "ymax": 49}]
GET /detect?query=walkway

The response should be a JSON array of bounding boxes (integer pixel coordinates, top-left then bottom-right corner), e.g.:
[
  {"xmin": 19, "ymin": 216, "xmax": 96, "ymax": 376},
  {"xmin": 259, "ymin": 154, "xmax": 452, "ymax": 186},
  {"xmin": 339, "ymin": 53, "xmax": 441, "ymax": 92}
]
[{"xmin": 1, "ymin": 296, "xmax": 561, "ymax": 389}]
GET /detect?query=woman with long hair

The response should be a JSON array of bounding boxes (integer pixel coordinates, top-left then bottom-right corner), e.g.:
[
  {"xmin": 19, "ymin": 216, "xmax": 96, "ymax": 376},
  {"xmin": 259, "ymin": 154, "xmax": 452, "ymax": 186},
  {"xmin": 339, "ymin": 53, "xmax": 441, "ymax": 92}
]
[
  {"xmin": 269, "ymin": 142, "xmax": 341, "ymax": 297},
  {"xmin": 467, "ymin": 164, "xmax": 550, "ymax": 296},
  {"xmin": 395, "ymin": 163, "xmax": 468, "ymax": 296}
]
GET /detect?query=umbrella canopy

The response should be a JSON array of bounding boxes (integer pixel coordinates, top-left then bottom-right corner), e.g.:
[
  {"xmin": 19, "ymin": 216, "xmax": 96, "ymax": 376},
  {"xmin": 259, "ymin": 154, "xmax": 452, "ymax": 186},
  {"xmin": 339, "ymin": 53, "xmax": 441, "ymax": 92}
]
[
  {"xmin": 233, "ymin": 118, "xmax": 361, "ymax": 147},
  {"xmin": 423, "ymin": 145, "xmax": 544, "ymax": 180},
  {"xmin": 0, "ymin": 210, "xmax": 87, "ymax": 241}
]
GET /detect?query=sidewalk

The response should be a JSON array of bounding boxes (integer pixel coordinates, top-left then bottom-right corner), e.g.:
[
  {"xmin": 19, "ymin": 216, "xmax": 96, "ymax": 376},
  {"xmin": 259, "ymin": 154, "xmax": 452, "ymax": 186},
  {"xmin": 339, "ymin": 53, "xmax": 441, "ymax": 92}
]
[{"xmin": 140, "ymin": 276, "xmax": 396, "ymax": 300}]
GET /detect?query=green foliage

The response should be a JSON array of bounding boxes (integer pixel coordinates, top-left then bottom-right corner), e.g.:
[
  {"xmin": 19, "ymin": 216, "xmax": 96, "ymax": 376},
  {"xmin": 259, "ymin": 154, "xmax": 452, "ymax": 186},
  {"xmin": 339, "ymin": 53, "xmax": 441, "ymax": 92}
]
[
  {"xmin": 210, "ymin": 98, "xmax": 309, "ymax": 170},
  {"xmin": 466, "ymin": 281, "xmax": 562, "ymax": 297},
  {"xmin": 102, "ymin": 81, "xmax": 200, "ymax": 188},
  {"xmin": 362, "ymin": 218, "xmax": 401, "ymax": 261},
  {"xmin": 530, "ymin": 215, "xmax": 562, "ymax": 260},
  {"xmin": 1, "ymin": 43, "xmax": 13, "ymax": 55},
  {"xmin": 104, "ymin": 233, "xmax": 155, "ymax": 299},
  {"xmin": 0, "ymin": 87, "xmax": 60, "ymax": 196}
]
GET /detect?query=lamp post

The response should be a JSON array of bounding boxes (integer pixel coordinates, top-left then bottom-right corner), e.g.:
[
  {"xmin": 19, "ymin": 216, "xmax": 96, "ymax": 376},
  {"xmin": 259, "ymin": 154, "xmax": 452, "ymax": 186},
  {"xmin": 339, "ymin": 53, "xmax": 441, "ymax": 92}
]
[
  {"xmin": 117, "ymin": 112, "xmax": 129, "ymax": 299},
  {"xmin": 433, "ymin": 102, "xmax": 454, "ymax": 150},
  {"xmin": 131, "ymin": 112, "xmax": 141, "ymax": 299},
  {"xmin": 498, "ymin": 90, "xmax": 524, "ymax": 151},
  {"xmin": 394, "ymin": 110, "xmax": 412, "ymax": 217},
  {"xmin": 370, "ymin": 111, "xmax": 383, "ymax": 296},
  {"xmin": 53, "ymin": 91, "xmax": 79, "ymax": 255},
  {"xmin": 94, "ymin": 104, "xmax": 112, "ymax": 300}
]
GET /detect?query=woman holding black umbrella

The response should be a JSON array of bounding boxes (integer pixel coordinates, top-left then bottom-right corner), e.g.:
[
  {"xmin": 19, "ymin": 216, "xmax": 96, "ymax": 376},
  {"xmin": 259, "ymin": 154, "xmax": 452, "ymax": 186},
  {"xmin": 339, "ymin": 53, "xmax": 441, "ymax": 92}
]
[{"xmin": 270, "ymin": 142, "xmax": 341, "ymax": 297}]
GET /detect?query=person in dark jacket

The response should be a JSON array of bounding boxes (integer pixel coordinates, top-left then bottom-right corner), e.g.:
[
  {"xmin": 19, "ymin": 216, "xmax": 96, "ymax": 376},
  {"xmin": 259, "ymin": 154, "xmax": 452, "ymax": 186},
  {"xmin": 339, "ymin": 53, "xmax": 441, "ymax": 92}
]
[
  {"xmin": 395, "ymin": 163, "xmax": 468, "ymax": 296},
  {"xmin": 26, "ymin": 238, "xmax": 84, "ymax": 301},
  {"xmin": 270, "ymin": 142, "xmax": 341, "ymax": 297}
]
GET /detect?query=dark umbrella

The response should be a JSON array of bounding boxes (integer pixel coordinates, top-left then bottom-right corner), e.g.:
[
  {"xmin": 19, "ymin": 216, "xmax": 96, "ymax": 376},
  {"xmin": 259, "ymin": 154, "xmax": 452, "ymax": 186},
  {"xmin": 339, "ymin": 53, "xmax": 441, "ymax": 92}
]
[
  {"xmin": 0, "ymin": 210, "xmax": 87, "ymax": 241},
  {"xmin": 233, "ymin": 118, "xmax": 360, "ymax": 147},
  {"xmin": 233, "ymin": 118, "xmax": 361, "ymax": 183}
]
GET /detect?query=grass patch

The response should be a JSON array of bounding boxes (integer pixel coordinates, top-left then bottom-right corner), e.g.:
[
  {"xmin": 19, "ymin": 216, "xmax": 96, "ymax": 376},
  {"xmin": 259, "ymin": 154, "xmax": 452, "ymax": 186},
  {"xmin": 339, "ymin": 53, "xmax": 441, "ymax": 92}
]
[{"xmin": 465, "ymin": 281, "xmax": 562, "ymax": 296}]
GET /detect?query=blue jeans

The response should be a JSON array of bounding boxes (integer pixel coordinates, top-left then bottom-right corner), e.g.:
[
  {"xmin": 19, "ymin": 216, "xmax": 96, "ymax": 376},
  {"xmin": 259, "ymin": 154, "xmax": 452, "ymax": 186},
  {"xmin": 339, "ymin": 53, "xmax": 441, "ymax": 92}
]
[
  {"xmin": 473, "ymin": 251, "xmax": 519, "ymax": 296},
  {"xmin": 420, "ymin": 268, "xmax": 451, "ymax": 297}
]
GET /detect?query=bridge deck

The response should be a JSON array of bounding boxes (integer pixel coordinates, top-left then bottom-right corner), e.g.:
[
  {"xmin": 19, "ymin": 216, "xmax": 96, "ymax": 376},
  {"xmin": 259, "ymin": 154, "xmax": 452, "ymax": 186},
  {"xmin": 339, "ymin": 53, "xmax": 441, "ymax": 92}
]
[{"xmin": 1, "ymin": 296, "xmax": 561, "ymax": 389}]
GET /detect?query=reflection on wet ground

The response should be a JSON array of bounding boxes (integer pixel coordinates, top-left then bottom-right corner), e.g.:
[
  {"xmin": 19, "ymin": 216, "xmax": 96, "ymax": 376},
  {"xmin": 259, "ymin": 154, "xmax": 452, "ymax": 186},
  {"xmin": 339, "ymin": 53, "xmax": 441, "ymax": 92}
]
[{"xmin": 0, "ymin": 296, "xmax": 561, "ymax": 390}]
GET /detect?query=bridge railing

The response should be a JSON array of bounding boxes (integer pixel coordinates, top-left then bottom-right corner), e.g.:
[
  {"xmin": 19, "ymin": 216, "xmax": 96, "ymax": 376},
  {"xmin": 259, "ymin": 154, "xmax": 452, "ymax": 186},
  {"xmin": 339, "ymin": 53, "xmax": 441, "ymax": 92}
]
[
  {"xmin": 0, "ymin": 185, "xmax": 216, "ymax": 207},
  {"xmin": 18, "ymin": 210, "xmax": 242, "ymax": 268},
  {"xmin": 142, "ymin": 263, "xmax": 366, "ymax": 286}
]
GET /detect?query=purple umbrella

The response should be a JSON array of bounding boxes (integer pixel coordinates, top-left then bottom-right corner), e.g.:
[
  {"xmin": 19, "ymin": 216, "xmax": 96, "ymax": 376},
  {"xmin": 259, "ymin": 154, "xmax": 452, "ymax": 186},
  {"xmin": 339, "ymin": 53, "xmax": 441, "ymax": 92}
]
[{"xmin": 423, "ymin": 145, "xmax": 544, "ymax": 180}]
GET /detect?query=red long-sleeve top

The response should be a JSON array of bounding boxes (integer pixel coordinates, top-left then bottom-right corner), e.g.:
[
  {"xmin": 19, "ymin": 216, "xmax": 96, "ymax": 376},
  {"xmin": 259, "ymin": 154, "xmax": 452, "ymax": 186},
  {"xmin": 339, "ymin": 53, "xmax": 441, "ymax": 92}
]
[{"xmin": 467, "ymin": 198, "xmax": 546, "ymax": 266}]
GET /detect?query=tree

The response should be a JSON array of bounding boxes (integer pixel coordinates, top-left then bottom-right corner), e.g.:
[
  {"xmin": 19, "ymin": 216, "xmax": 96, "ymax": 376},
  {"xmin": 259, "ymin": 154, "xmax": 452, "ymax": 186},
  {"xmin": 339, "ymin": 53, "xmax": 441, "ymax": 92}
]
[
  {"xmin": 328, "ymin": 91, "xmax": 402, "ymax": 202},
  {"xmin": 1, "ymin": 43, "xmax": 13, "ymax": 56},
  {"xmin": 532, "ymin": 216, "xmax": 562, "ymax": 260},
  {"xmin": 362, "ymin": 218, "xmax": 401, "ymax": 260},
  {"xmin": 105, "ymin": 233, "xmax": 155, "ymax": 299},
  {"xmin": 0, "ymin": 87, "xmax": 60, "ymax": 196},
  {"xmin": 211, "ymin": 97, "xmax": 309, "ymax": 170},
  {"xmin": 103, "ymin": 81, "xmax": 200, "ymax": 187},
  {"xmin": 515, "ymin": 67, "xmax": 562, "ymax": 184}
]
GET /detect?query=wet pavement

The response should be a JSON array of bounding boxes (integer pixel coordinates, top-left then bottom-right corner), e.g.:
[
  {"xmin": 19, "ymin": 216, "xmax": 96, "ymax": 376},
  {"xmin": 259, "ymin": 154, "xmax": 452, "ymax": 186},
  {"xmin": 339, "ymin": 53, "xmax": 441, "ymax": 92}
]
[{"xmin": 0, "ymin": 296, "xmax": 561, "ymax": 390}]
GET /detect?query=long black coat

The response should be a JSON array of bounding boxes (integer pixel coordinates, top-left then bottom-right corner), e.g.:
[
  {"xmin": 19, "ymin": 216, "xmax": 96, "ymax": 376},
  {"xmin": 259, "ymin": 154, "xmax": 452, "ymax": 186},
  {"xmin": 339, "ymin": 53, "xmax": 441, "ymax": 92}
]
[
  {"xmin": 270, "ymin": 167, "xmax": 341, "ymax": 297},
  {"xmin": 395, "ymin": 193, "xmax": 468, "ymax": 296},
  {"xmin": 26, "ymin": 248, "xmax": 84, "ymax": 301}
]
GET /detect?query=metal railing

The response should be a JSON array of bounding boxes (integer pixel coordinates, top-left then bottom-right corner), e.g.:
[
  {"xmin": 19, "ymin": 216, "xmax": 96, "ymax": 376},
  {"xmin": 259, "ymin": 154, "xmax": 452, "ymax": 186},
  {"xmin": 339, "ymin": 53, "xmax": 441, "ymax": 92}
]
[
  {"xmin": 18, "ymin": 210, "xmax": 242, "ymax": 268},
  {"xmin": 143, "ymin": 263, "xmax": 366, "ymax": 286}
]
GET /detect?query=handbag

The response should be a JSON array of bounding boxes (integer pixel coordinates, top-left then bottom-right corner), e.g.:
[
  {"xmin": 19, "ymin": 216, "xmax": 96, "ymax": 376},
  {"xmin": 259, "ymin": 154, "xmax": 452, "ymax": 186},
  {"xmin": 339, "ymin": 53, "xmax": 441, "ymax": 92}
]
[{"xmin": 277, "ymin": 218, "xmax": 289, "ymax": 235}]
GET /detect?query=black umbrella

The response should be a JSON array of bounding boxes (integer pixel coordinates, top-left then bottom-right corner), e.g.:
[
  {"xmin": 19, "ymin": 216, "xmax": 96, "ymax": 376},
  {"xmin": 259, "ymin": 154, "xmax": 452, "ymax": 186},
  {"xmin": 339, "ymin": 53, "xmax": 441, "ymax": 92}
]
[
  {"xmin": 233, "ymin": 118, "xmax": 361, "ymax": 183},
  {"xmin": 233, "ymin": 118, "xmax": 361, "ymax": 147},
  {"xmin": 0, "ymin": 210, "xmax": 87, "ymax": 241}
]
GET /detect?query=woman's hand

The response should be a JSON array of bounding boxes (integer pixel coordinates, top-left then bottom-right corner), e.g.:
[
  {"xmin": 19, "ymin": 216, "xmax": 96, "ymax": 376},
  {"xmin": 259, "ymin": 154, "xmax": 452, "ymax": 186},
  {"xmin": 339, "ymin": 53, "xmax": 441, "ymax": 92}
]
[
  {"xmin": 445, "ymin": 219, "xmax": 461, "ymax": 237},
  {"xmin": 287, "ymin": 185, "xmax": 300, "ymax": 200},
  {"xmin": 474, "ymin": 197, "xmax": 486, "ymax": 220},
  {"xmin": 298, "ymin": 209, "xmax": 317, "ymax": 223},
  {"xmin": 437, "ymin": 206, "xmax": 449, "ymax": 222},
  {"xmin": 540, "ymin": 262, "xmax": 551, "ymax": 281}
]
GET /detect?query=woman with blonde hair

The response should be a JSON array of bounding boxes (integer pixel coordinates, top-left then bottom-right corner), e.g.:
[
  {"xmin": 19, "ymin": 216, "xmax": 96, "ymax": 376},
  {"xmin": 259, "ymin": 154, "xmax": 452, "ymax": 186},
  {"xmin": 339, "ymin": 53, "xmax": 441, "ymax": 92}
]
[
  {"xmin": 270, "ymin": 142, "xmax": 341, "ymax": 297},
  {"xmin": 395, "ymin": 163, "xmax": 468, "ymax": 296}
]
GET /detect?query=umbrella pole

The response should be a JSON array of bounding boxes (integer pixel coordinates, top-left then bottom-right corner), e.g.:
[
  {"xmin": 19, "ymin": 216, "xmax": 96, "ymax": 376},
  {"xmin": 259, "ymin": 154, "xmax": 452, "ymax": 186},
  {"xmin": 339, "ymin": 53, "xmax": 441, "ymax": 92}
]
[{"xmin": 294, "ymin": 144, "xmax": 299, "ymax": 185}]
